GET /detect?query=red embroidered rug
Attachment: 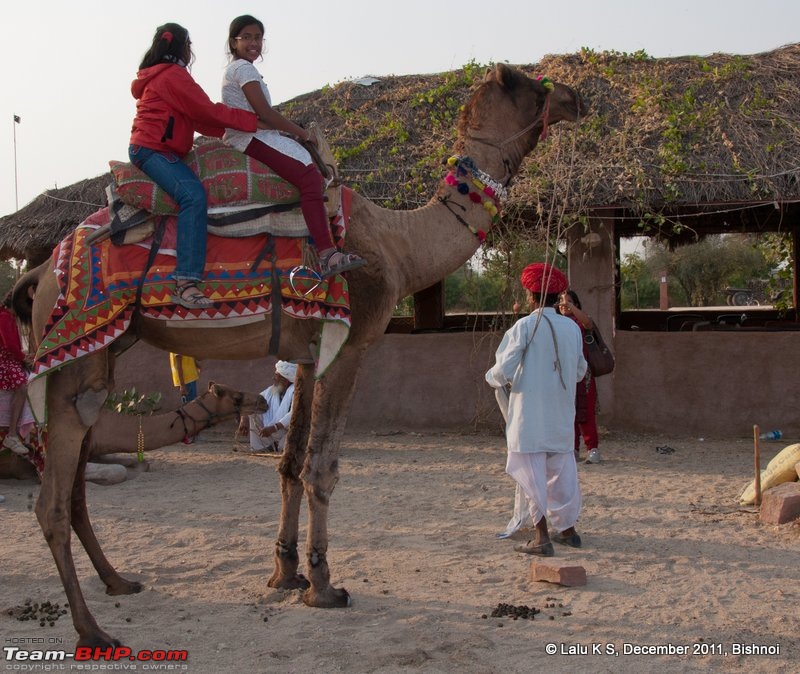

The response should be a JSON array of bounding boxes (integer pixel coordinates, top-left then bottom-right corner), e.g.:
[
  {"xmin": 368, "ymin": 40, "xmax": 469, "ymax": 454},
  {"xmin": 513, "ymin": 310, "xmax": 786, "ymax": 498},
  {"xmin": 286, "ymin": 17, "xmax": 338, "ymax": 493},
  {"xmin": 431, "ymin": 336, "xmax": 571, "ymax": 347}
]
[{"xmin": 33, "ymin": 190, "xmax": 354, "ymax": 378}]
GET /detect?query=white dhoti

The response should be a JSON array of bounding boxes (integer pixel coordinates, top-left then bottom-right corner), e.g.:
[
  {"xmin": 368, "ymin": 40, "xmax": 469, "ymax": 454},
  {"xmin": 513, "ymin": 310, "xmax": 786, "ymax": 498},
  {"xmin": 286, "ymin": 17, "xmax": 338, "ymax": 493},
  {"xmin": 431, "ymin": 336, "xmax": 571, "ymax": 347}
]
[{"xmin": 505, "ymin": 451, "xmax": 581, "ymax": 534}]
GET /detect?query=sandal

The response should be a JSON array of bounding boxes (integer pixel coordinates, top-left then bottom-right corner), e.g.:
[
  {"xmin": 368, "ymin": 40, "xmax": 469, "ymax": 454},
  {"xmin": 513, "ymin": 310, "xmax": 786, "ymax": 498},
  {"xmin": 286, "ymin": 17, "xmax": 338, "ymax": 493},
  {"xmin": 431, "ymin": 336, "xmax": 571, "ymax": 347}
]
[
  {"xmin": 513, "ymin": 540, "xmax": 555, "ymax": 556},
  {"xmin": 553, "ymin": 531, "xmax": 582, "ymax": 548},
  {"xmin": 173, "ymin": 282, "xmax": 213, "ymax": 309},
  {"xmin": 319, "ymin": 250, "xmax": 367, "ymax": 279}
]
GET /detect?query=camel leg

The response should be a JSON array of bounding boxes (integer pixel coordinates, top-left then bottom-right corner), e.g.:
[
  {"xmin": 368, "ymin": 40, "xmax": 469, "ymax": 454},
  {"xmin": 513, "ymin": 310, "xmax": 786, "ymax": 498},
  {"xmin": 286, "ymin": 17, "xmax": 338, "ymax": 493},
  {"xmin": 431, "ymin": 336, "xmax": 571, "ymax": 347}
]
[
  {"xmin": 269, "ymin": 363, "xmax": 313, "ymax": 591},
  {"xmin": 35, "ymin": 357, "xmax": 121, "ymax": 647},
  {"xmin": 69, "ymin": 438, "xmax": 144, "ymax": 596},
  {"xmin": 300, "ymin": 348, "xmax": 367, "ymax": 608}
]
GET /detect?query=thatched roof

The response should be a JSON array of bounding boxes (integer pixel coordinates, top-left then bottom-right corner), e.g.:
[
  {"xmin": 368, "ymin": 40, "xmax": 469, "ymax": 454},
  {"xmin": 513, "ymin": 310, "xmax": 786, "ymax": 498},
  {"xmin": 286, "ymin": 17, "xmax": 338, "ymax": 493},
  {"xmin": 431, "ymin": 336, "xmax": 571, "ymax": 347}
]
[
  {"xmin": 0, "ymin": 173, "xmax": 111, "ymax": 265},
  {"xmin": 3, "ymin": 43, "xmax": 799, "ymax": 262}
]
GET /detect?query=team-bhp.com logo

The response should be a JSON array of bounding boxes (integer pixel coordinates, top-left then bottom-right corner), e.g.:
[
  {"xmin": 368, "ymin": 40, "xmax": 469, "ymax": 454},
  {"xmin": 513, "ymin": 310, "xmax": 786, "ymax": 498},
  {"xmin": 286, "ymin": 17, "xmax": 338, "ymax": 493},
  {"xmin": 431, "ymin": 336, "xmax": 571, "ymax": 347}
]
[{"xmin": 4, "ymin": 645, "xmax": 188, "ymax": 664}]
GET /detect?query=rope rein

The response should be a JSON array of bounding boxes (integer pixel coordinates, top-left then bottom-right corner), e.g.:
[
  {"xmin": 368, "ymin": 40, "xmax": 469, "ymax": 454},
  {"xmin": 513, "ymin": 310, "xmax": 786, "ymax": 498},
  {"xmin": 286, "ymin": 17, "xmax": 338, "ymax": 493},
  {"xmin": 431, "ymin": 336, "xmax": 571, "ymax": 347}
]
[
  {"xmin": 168, "ymin": 393, "xmax": 243, "ymax": 444},
  {"xmin": 467, "ymin": 91, "xmax": 552, "ymax": 151},
  {"xmin": 465, "ymin": 90, "xmax": 552, "ymax": 185}
]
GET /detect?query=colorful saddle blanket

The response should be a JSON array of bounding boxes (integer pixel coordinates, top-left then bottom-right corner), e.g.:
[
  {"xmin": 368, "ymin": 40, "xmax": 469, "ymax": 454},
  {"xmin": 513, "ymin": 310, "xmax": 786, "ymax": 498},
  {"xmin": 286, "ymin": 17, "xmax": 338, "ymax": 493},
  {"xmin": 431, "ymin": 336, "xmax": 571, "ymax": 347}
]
[{"xmin": 32, "ymin": 189, "xmax": 355, "ymax": 381}]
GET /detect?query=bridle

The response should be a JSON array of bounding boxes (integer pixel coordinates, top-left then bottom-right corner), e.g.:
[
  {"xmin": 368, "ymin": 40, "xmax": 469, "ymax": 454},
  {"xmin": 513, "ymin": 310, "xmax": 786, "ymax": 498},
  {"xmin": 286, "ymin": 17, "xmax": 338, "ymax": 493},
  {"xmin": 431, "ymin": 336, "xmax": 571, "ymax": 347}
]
[
  {"xmin": 465, "ymin": 90, "xmax": 552, "ymax": 186},
  {"xmin": 170, "ymin": 392, "xmax": 244, "ymax": 444},
  {"xmin": 438, "ymin": 83, "xmax": 554, "ymax": 242}
]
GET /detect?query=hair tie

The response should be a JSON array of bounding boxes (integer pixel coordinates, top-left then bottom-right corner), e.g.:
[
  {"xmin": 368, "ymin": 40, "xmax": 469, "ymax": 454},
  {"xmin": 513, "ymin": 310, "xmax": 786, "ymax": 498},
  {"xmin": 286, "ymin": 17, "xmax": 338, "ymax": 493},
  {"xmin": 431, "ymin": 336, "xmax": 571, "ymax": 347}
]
[{"xmin": 161, "ymin": 31, "xmax": 173, "ymax": 44}]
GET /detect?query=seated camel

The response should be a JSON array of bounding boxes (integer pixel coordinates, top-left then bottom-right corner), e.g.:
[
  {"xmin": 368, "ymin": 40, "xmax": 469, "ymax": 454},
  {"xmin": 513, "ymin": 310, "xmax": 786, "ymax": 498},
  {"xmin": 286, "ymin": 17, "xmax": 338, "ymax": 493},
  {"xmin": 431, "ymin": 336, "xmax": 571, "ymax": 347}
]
[{"xmin": 0, "ymin": 382, "xmax": 266, "ymax": 484}]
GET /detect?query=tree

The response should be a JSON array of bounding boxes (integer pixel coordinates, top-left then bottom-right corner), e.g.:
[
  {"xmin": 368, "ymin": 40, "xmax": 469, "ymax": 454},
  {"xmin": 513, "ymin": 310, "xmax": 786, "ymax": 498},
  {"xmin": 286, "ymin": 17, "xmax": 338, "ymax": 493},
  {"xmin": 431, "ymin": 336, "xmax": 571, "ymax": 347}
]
[
  {"xmin": 635, "ymin": 235, "xmax": 771, "ymax": 307},
  {"xmin": 620, "ymin": 252, "xmax": 659, "ymax": 309}
]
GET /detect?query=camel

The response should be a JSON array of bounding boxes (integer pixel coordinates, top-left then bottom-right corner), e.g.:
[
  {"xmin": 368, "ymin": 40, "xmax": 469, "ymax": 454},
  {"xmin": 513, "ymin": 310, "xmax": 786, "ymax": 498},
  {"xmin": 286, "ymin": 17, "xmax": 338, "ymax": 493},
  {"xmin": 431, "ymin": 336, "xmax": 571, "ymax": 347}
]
[
  {"xmin": 90, "ymin": 382, "xmax": 265, "ymax": 456},
  {"xmin": 14, "ymin": 63, "xmax": 585, "ymax": 647},
  {"xmin": 0, "ymin": 382, "xmax": 267, "ymax": 482}
]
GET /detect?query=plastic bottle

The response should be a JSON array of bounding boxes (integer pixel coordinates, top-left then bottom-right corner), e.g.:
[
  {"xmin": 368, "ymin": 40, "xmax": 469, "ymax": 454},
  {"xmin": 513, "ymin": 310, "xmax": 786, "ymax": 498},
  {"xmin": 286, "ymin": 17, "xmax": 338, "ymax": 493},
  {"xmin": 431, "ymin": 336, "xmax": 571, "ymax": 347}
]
[{"xmin": 758, "ymin": 430, "xmax": 782, "ymax": 441}]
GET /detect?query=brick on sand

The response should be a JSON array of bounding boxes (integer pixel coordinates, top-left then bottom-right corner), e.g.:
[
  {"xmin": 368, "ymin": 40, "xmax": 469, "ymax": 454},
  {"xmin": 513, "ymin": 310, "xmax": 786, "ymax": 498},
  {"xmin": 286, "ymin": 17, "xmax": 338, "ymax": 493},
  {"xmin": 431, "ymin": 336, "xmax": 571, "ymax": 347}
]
[{"xmin": 529, "ymin": 561, "xmax": 587, "ymax": 587}]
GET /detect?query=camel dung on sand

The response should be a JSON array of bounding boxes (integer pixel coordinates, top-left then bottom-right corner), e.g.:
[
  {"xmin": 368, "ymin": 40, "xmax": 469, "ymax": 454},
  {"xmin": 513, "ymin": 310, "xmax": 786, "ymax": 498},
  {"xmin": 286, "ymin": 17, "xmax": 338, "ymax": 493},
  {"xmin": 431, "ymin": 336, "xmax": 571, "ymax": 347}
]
[{"xmin": 14, "ymin": 63, "xmax": 586, "ymax": 648}]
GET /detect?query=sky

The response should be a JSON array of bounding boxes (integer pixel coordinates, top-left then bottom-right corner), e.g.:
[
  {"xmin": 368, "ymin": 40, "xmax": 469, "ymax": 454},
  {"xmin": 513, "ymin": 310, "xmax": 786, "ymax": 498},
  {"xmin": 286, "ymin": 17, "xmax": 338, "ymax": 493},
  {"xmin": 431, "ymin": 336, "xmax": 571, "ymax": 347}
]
[{"xmin": 2, "ymin": 0, "xmax": 799, "ymax": 219}]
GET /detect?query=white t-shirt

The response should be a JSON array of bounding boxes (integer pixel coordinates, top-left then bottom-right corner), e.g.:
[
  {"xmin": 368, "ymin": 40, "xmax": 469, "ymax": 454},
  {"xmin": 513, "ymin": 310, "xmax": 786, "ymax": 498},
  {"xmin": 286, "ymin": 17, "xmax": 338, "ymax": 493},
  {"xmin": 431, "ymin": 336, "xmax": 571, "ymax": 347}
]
[{"xmin": 221, "ymin": 59, "xmax": 311, "ymax": 165}]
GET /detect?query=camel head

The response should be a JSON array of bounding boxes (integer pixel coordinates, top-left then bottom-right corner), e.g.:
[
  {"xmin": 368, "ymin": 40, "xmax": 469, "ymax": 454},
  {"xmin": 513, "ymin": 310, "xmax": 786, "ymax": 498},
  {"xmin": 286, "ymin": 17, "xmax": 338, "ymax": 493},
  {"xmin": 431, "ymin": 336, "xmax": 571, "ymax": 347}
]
[
  {"xmin": 204, "ymin": 381, "xmax": 267, "ymax": 418},
  {"xmin": 456, "ymin": 63, "xmax": 587, "ymax": 178}
]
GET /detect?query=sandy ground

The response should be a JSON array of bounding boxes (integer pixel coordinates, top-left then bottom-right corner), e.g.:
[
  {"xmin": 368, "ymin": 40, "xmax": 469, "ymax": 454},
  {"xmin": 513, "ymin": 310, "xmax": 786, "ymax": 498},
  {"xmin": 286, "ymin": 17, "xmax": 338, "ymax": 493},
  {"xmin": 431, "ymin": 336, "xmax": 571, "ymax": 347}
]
[{"xmin": 2, "ymin": 426, "xmax": 798, "ymax": 674}]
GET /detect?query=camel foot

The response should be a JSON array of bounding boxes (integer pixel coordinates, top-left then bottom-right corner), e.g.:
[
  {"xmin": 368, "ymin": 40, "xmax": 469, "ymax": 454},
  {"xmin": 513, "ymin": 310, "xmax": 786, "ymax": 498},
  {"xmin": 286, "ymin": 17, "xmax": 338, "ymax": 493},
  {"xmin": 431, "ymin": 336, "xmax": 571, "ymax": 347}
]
[
  {"xmin": 76, "ymin": 631, "xmax": 122, "ymax": 649},
  {"xmin": 302, "ymin": 585, "xmax": 351, "ymax": 608},
  {"xmin": 267, "ymin": 571, "xmax": 310, "ymax": 591},
  {"xmin": 105, "ymin": 578, "xmax": 144, "ymax": 596}
]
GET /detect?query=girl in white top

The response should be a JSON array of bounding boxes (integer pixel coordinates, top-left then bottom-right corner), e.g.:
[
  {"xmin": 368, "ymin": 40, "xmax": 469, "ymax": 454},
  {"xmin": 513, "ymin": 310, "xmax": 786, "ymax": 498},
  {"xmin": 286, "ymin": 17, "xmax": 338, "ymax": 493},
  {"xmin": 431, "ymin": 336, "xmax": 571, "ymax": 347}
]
[{"xmin": 222, "ymin": 15, "xmax": 366, "ymax": 279}]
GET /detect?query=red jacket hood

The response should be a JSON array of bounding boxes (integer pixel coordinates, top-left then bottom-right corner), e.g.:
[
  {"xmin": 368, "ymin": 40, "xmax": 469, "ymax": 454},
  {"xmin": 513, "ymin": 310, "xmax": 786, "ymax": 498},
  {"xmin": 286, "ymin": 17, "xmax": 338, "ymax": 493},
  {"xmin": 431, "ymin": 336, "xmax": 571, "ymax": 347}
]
[{"xmin": 131, "ymin": 63, "xmax": 173, "ymax": 99}]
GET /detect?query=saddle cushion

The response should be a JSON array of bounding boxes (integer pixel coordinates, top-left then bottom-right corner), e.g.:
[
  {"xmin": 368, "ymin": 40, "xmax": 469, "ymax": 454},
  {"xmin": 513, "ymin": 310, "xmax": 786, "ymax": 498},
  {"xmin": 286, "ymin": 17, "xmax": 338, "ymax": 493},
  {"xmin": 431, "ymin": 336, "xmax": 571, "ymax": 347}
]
[{"xmin": 110, "ymin": 139, "xmax": 301, "ymax": 215}]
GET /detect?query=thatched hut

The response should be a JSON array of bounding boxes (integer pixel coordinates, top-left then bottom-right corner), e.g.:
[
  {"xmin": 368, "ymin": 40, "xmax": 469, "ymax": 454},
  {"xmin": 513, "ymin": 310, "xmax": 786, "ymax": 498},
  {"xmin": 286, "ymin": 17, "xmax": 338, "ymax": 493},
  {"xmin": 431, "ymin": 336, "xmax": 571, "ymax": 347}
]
[
  {"xmin": 0, "ymin": 174, "xmax": 111, "ymax": 265},
  {"xmin": 2, "ymin": 44, "xmax": 799, "ymax": 436},
  {"xmin": 5, "ymin": 44, "xmax": 800, "ymax": 259}
]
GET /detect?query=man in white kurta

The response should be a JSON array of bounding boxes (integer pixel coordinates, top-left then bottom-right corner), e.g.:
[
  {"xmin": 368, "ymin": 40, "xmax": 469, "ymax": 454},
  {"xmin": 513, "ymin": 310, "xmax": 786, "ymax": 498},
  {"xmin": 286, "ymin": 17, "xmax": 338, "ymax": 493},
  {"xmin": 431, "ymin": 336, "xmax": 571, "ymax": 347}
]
[
  {"xmin": 485, "ymin": 263, "xmax": 587, "ymax": 555},
  {"xmin": 237, "ymin": 360, "xmax": 297, "ymax": 453}
]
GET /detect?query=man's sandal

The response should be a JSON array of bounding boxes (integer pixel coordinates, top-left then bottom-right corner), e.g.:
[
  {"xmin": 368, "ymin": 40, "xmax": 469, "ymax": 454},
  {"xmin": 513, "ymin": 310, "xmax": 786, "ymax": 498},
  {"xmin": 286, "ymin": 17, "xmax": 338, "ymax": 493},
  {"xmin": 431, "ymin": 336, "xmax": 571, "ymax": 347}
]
[
  {"xmin": 173, "ymin": 282, "xmax": 213, "ymax": 309},
  {"xmin": 553, "ymin": 531, "xmax": 582, "ymax": 548},
  {"xmin": 513, "ymin": 540, "xmax": 555, "ymax": 556},
  {"xmin": 319, "ymin": 250, "xmax": 367, "ymax": 279}
]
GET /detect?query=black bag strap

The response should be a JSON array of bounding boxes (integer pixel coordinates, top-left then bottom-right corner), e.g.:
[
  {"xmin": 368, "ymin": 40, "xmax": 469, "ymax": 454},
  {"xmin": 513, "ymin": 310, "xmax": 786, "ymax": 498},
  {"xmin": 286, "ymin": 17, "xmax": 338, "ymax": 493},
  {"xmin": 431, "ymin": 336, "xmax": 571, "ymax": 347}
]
[{"xmin": 514, "ymin": 311, "xmax": 567, "ymax": 391}]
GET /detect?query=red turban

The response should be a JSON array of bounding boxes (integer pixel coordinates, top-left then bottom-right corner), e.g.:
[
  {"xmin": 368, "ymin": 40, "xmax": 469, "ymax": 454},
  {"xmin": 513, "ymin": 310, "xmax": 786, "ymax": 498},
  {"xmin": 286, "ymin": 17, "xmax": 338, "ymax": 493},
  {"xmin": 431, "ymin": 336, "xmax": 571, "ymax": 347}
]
[{"xmin": 520, "ymin": 263, "xmax": 568, "ymax": 294}]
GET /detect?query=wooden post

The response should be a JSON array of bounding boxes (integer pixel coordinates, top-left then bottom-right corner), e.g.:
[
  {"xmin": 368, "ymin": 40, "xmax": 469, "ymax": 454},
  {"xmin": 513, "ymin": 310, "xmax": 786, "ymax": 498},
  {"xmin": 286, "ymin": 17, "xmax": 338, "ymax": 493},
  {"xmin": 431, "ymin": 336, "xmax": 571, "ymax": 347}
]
[
  {"xmin": 753, "ymin": 424, "xmax": 762, "ymax": 507},
  {"xmin": 659, "ymin": 270, "xmax": 669, "ymax": 310},
  {"xmin": 413, "ymin": 282, "xmax": 445, "ymax": 331}
]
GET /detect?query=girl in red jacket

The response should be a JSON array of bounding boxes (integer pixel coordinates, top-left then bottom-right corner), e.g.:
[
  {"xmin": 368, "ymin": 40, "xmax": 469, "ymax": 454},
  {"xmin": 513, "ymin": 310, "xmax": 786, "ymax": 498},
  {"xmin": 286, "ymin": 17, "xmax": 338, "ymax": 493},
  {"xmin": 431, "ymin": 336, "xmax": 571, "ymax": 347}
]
[{"xmin": 129, "ymin": 23, "xmax": 261, "ymax": 309}]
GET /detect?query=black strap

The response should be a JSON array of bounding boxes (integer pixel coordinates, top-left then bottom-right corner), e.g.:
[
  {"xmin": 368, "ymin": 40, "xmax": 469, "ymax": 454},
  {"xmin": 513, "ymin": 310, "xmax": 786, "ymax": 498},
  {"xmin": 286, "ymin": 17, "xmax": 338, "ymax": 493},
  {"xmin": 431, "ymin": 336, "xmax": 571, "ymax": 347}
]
[
  {"xmin": 268, "ymin": 240, "xmax": 281, "ymax": 355},
  {"xmin": 541, "ymin": 314, "xmax": 567, "ymax": 390},
  {"xmin": 251, "ymin": 233, "xmax": 274, "ymax": 274},
  {"xmin": 437, "ymin": 195, "xmax": 481, "ymax": 240},
  {"xmin": 110, "ymin": 207, "xmax": 153, "ymax": 244},
  {"xmin": 208, "ymin": 202, "xmax": 299, "ymax": 227},
  {"xmin": 249, "ymin": 236, "xmax": 282, "ymax": 355},
  {"xmin": 134, "ymin": 217, "xmax": 167, "ymax": 313}
]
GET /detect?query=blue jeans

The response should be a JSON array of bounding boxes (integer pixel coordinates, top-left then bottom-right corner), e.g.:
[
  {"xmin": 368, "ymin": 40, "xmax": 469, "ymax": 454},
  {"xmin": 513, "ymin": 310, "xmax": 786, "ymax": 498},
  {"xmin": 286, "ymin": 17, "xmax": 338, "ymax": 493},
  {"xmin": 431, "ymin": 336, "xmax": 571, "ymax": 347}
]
[
  {"xmin": 181, "ymin": 380, "xmax": 198, "ymax": 403},
  {"xmin": 128, "ymin": 144, "xmax": 207, "ymax": 282}
]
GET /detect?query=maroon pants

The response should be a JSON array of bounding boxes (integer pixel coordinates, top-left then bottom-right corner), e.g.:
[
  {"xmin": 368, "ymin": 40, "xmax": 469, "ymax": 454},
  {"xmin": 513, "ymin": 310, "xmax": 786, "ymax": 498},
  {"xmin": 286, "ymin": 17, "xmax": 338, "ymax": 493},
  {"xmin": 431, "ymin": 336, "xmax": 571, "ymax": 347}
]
[
  {"xmin": 575, "ymin": 375, "xmax": 599, "ymax": 451},
  {"xmin": 244, "ymin": 139, "xmax": 334, "ymax": 251}
]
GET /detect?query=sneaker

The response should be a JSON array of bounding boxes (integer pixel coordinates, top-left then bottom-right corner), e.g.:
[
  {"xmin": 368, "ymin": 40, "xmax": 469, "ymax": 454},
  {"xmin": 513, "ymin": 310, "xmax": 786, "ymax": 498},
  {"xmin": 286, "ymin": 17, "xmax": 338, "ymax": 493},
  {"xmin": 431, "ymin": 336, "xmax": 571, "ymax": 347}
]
[
  {"xmin": 585, "ymin": 448, "xmax": 601, "ymax": 464},
  {"xmin": 2, "ymin": 434, "xmax": 29, "ymax": 456}
]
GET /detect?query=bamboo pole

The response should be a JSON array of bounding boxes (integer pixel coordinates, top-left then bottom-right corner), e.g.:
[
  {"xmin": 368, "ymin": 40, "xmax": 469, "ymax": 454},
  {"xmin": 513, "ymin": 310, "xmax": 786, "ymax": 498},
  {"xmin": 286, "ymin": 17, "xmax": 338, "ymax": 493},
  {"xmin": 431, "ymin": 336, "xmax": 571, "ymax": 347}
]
[{"xmin": 753, "ymin": 424, "xmax": 762, "ymax": 507}]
